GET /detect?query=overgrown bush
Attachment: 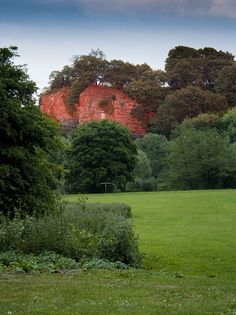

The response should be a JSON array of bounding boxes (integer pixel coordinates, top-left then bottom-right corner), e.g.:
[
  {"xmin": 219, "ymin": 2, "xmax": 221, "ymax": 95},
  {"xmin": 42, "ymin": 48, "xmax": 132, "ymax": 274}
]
[
  {"xmin": 66, "ymin": 202, "xmax": 132, "ymax": 218},
  {"xmin": 0, "ymin": 251, "xmax": 78, "ymax": 273},
  {"xmin": 0, "ymin": 203, "xmax": 141, "ymax": 267}
]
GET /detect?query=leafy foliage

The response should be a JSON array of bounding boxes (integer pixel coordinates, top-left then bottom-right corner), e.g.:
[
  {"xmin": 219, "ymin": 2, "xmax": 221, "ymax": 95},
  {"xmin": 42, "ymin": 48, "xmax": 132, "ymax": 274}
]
[
  {"xmin": 65, "ymin": 120, "xmax": 137, "ymax": 193},
  {"xmin": 0, "ymin": 202, "xmax": 141, "ymax": 266},
  {"xmin": 162, "ymin": 127, "xmax": 236, "ymax": 189},
  {"xmin": 215, "ymin": 63, "xmax": 236, "ymax": 106},
  {"xmin": 0, "ymin": 251, "xmax": 77, "ymax": 273},
  {"xmin": 126, "ymin": 149, "xmax": 156, "ymax": 192},
  {"xmin": 166, "ymin": 46, "xmax": 234, "ymax": 90},
  {"xmin": 135, "ymin": 133, "xmax": 168, "ymax": 179},
  {"xmin": 0, "ymin": 46, "xmax": 61, "ymax": 217},
  {"xmin": 154, "ymin": 86, "xmax": 228, "ymax": 136}
]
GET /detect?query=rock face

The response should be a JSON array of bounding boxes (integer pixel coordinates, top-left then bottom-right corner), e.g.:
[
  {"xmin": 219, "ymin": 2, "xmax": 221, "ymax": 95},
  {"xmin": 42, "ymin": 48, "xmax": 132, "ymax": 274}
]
[{"xmin": 40, "ymin": 85, "xmax": 146, "ymax": 136}]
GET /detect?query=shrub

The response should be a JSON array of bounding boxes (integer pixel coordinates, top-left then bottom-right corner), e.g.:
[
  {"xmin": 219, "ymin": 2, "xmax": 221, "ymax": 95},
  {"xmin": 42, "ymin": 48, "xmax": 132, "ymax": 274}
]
[
  {"xmin": 0, "ymin": 251, "xmax": 77, "ymax": 273},
  {"xmin": 98, "ymin": 215, "xmax": 141, "ymax": 266},
  {"xmin": 66, "ymin": 202, "xmax": 132, "ymax": 218},
  {"xmin": 0, "ymin": 203, "xmax": 141, "ymax": 267},
  {"xmin": 81, "ymin": 258, "xmax": 129, "ymax": 270}
]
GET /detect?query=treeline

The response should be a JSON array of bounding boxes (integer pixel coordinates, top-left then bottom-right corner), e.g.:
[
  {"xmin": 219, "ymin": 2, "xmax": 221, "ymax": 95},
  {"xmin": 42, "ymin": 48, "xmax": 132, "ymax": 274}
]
[
  {"xmin": 128, "ymin": 109, "xmax": 236, "ymax": 191},
  {"xmin": 47, "ymin": 46, "xmax": 236, "ymax": 136}
]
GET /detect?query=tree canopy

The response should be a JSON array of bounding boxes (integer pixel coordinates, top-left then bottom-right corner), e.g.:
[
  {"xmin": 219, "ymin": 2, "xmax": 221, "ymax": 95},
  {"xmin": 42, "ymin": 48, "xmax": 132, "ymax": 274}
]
[
  {"xmin": 0, "ymin": 46, "xmax": 61, "ymax": 217},
  {"xmin": 215, "ymin": 63, "xmax": 236, "ymax": 106},
  {"xmin": 154, "ymin": 86, "xmax": 228, "ymax": 136},
  {"xmin": 65, "ymin": 120, "xmax": 137, "ymax": 193},
  {"xmin": 135, "ymin": 133, "xmax": 167, "ymax": 179},
  {"xmin": 163, "ymin": 127, "xmax": 236, "ymax": 190},
  {"xmin": 166, "ymin": 46, "xmax": 234, "ymax": 90}
]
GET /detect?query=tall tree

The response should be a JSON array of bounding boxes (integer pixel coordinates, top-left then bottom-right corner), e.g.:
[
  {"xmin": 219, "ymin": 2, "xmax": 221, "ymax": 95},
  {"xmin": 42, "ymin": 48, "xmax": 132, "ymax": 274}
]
[
  {"xmin": 215, "ymin": 63, "xmax": 236, "ymax": 106},
  {"xmin": 154, "ymin": 86, "xmax": 228, "ymax": 136},
  {"xmin": 135, "ymin": 133, "xmax": 168, "ymax": 179},
  {"xmin": 166, "ymin": 46, "xmax": 234, "ymax": 90},
  {"xmin": 165, "ymin": 46, "xmax": 200, "ymax": 71},
  {"xmin": 65, "ymin": 120, "xmax": 137, "ymax": 193},
  {"xmin": 0, "ymin": 46, "xmax": 61, "ymax": 217}
]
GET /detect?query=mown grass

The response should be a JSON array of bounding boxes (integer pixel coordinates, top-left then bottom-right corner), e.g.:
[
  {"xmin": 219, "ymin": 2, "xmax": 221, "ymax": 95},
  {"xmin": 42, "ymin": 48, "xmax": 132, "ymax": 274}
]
[
  {"xmin": 67, "ymin": 190, "xmax": 236, "ymax": 276},
  {"xmin": 1, "ymin": 190, "xmax": 236, "ymax": 314}
]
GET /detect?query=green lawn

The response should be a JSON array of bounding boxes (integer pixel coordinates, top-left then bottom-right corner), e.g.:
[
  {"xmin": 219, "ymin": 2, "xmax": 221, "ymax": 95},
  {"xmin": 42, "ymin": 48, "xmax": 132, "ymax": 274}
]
[{"xmin": 1, "ymin": 190, "xmax": 236, "ymax": 314}]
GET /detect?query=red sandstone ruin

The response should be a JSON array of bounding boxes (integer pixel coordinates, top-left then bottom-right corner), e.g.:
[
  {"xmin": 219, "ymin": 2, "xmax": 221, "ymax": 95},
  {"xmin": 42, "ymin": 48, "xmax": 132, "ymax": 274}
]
[{"xmin": 40, "ymin": 85, "xmax": 146, "ymax": 136}]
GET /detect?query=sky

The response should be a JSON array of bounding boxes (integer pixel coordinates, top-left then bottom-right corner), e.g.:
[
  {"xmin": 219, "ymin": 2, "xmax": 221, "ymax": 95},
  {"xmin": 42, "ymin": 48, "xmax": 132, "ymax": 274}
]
[{"xmin": 1, "ymin": 0, "xmax": 236, "ymax": 93}]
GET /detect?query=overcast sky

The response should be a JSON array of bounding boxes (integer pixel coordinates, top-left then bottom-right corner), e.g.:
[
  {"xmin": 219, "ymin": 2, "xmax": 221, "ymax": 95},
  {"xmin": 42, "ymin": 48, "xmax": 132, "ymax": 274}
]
[{"xmin": 1, "ymin": 0, "xmax": 236, "ymax": 93}]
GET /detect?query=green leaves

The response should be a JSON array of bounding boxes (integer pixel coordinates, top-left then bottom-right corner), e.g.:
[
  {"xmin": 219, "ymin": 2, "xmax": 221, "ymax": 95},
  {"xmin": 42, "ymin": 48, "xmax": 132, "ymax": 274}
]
[
  {"xmin": 163, "ymin": 127, "xmax": 236, "ymax": 189},
  {"xmin": 0, "ymin": 46, "xmax": 61, "ymax": 218},
  {"xmin": 65, "ymin": 120, "xmax": 137, "ymax": 193}
]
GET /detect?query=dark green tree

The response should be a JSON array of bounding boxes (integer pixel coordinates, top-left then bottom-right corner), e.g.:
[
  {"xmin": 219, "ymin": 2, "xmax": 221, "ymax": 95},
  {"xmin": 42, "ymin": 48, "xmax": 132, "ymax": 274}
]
[
  {"xmin": 135, "ymin": 133, "xmax": 168, "ymax": 179},
  {"xmin": 165, "ymin": 46, "xmax": 200, "ymax": 71},
  {"xmin": 65, "ymin": 120, "xmax": 137, "ymax": 193},
  {"xmin": 154, "ymin": 86, "xmax": 228, "ymax": 136},
  {"xmin": 103, "ymin": 59, "xmax": 137, "ymax": 89},
  {"xmin": 0, "ymin": 46, "xmax": 61, "ymax": 217},
  {"xmin": 167, "ymin": 58, "xmax": 204, "ymax": 89},
  {"xmin": 166, "ymin": 46, "xmax": 234, "ymax": 90},
  {"xmin": 215, "ymin": 63, "xmax": 236, "ymax": 106}
]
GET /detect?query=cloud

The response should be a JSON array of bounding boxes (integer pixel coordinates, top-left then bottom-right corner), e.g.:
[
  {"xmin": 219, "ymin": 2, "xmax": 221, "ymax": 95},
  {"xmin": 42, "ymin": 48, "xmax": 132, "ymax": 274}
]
[{"xmin": 34, "ymin": 0, "xmax": 236, "ymax": 18}]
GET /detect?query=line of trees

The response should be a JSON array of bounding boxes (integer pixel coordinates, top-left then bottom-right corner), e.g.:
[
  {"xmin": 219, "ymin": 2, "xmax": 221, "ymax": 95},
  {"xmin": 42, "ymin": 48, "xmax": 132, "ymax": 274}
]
[{"xmin": 128, "ymin": 109, "xmax": 236, "ymax": 191}]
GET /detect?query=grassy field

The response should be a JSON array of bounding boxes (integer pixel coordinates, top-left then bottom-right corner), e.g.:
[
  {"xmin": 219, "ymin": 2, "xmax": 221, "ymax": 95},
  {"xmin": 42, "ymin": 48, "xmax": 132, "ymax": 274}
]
[{"xmin": 1, "ymin": 190, "xmax": 236, "ymax": 314}]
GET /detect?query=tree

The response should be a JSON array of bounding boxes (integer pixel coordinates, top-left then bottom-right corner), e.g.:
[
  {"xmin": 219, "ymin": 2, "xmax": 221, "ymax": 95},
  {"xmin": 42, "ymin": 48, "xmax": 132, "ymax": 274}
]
[
  {"xmin": 154, "ymin": 86, "xmax": 228, "ymax": 136},
  {"xmin": 167, "ymin": 58, "xmax": 203, "ymax": 89},
  {"xmin": 132, "ymin": 149, "xmax": 152, "ymax": 179},
  {"xmin": 0, "ymin": 46, "xmax": 61, "ymax": 218},
  {"xmin": 215, "ymin": 63, "xmax": 236, "ymax": 106},
  {"xmin": 163, "ymin": 127, "xmax": 236, "ymax": 189},
  {"xmin": 165, "ymin": 46, "xmax": 200, "ymax": 71},
  {"xmin": 135, "ymin": 133, "xmax": 168, "ymax": 179},
  {"xmin": 103, "ymin": 59, "xmax": 137, "ymax": 89},
  {"xmin": 125, "ymin": 149, "xmax": 156, "ymax": 192},
  {"xmin": 181, "ymin": 113, "xmax": 220, "ymax": 130},
  {"xmin": 218, "ymin": 107, "xmax": 236, "ymax": 144},
  {"xmin": 124, "ymin": 70, "xmax": 168, "ymax": 127},
  {"xmin": 182, "ymin": 108, "xmax": 236, "ymax": 145},
  {"xmin": 166, "ymin": 46, "xmax": 234, "ymax": 90},
  {"xmin": 65, "ymin": 120, "xmax": 137, "ymax": 193}
]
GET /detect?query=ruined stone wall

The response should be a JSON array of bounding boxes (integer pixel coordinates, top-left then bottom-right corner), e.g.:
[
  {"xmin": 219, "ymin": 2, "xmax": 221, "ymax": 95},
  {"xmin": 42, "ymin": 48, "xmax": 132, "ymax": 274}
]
[{"xmin": 40, "ymin": 85, "xmax": 146, "ymax": 136}]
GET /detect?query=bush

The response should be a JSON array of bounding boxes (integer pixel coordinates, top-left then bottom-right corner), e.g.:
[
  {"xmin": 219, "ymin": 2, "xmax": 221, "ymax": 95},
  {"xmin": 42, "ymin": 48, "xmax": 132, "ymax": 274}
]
[
  {"xmin": 81, "ymin": 258, "xmax": 128, "ymax": 270},
  {"xmin": 0, "ymin": 202, "xmax": 141, "ymax": 267},
  {"xmin": 66, "ymin": 202, "xmax": 132, "ymax": 218},
  {"xmin": 0, "ymin": 251, "xmax": 77, "ymax": 273}
]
